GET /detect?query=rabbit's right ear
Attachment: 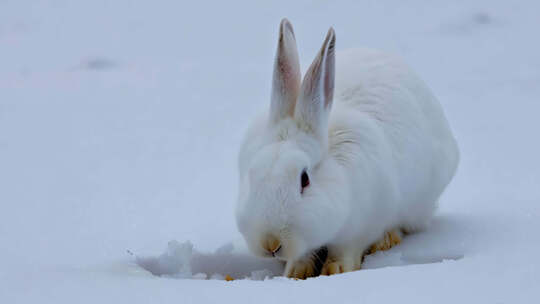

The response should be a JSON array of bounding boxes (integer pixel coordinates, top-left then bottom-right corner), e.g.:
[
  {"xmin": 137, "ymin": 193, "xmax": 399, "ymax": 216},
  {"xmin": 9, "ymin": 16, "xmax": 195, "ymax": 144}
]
[
  {"xmin": 269, "ymin": 18, "xmax": 301, "ymax": 124},
  {"xmin": 295, "ymin": 28, "xmax": 335, "ymax": 140}
]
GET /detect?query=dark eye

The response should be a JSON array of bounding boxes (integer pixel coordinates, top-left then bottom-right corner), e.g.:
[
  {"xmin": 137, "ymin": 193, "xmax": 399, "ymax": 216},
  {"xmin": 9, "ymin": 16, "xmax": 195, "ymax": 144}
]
[{"xmin": 300, "ymin": 169, "xmax": 310, "ymax": 194}]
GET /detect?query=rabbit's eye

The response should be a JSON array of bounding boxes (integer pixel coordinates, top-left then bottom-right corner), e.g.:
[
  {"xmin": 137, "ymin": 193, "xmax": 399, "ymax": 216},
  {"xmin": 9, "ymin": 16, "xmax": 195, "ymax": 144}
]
[{"xmin": 301, "ymin": 169, "xmax": 310, "ymax": 193}]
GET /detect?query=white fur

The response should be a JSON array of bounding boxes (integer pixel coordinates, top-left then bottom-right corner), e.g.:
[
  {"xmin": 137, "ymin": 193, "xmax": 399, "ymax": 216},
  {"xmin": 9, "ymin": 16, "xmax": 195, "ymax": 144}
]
[{"xmin": 235, "ymin": 20, "xmax": 459, "ymax": 274}]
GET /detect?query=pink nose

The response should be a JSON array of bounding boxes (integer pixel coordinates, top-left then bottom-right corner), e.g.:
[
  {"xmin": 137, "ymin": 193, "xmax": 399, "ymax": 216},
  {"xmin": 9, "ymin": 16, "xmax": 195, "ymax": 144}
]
[{"xmin": 261, "ymin": 234, "xmax": 281, "ymax": 255}]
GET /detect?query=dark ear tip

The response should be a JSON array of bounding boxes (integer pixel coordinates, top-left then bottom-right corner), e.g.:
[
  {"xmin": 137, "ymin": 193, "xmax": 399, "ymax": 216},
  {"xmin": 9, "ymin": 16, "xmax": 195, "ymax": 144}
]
[
  {"xmin": 327, "ymin": 27, "xmax": 336, "ymax": 44},
  {"xmin": 319, "ymin": 27, "xmax": 335, "ymax": 55},
  {"xmin": 279, "ymin": 18, "xmax": 295, "ymax": 38},
  {"xmin": 328, "ymin": 27, "xmax": 335, "ymax": 35}
]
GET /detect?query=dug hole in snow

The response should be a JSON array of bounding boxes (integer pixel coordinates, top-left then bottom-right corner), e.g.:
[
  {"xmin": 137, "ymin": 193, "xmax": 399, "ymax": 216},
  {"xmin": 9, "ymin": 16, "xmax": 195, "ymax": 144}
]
[
  {"xmin": 132, "ymin": 240, "xmax": 284, "ymax": 281},
  {"xmin": 131, "ymin": 215, "xmax": 466, "ymax": 281}
]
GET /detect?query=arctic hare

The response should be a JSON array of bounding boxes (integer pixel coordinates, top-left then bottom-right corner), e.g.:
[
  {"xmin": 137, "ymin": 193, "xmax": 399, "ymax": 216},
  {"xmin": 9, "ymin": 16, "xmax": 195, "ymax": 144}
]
[{"xmin": 235, "ymin": 19, "xmax": 459, "ymax": 279}]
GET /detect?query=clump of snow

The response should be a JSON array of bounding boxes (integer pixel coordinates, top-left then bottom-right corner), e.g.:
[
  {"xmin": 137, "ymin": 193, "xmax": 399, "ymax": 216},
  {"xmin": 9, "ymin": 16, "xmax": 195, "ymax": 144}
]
[
  {"xmin": 133, "ymin": 240, "xmax": 283, "ymax": 280},
  {"xmin": 250, "ymin": 269, "xmax": 274, "ymax": 281},
  {"xmin": 134, "ymin": 240, "xmax": 194, "ymax": 278}
]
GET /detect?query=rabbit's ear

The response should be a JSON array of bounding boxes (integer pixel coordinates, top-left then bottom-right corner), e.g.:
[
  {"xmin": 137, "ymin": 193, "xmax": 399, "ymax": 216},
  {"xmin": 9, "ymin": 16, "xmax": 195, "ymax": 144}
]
[
  {"xmin": 270, "ymin": 18, "xmax": 301, "ymax": 124},
  {"xmin": 295, "ymin": 28, "xmax": 335, "ymax": 138}
]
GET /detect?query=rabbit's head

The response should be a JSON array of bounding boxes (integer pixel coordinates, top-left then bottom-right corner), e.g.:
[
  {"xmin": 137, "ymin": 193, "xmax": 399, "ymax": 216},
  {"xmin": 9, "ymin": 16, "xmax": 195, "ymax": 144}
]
[{"xmin": 236, "ymin": 19, "xmax": 349, "ymax": 262}]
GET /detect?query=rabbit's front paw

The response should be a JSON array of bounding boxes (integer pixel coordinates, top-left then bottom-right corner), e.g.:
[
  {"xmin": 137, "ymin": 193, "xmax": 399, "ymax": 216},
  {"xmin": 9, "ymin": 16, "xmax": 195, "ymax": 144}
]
[
  {"xmin": 321, "ymin": 259, "xmax": 345, "ymax": 276},
  {"xmin": 285, "ymin": 259, "xmax": 316, "ymax": 280},
  {"xmin": 368, "ymin": 229, "xmax": 402, "ymax": 254}
]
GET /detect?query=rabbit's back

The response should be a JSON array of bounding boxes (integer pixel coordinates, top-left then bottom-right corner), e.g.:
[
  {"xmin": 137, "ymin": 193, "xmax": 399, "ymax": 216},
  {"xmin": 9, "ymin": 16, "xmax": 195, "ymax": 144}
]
[
  {"xmin": 330, "ymin": 48, "xmax": 459, "ymax": 232},
  {"xmin": 334, "ymin": 48, "xmax": 451, "ymax": 139}
]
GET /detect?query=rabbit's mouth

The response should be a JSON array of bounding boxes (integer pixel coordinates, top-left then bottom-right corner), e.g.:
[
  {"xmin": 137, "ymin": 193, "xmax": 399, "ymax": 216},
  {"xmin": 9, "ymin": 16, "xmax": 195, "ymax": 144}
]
[
  {"xmin": 260, "ymin": 236, "xmax": 292, "ymax": 261},
  {"xmin": 273, "ymin": 247, "xmax": 291, "ymax": 261},
  {"xmin": 261, "ymin": 234, "xmax": 282, "ymax": 257},
  {"xmin": 271, "ymin": 245, "xmax": 282, "ymax": 257}
]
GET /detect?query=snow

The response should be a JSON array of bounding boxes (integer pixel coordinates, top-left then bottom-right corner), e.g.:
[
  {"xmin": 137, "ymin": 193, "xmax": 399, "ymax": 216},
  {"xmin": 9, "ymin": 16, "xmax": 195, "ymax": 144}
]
[
  {"xmin": 1, "ymin": 0, "xmax": 539, "ymax": 303},
  {"xmin": 133, "ymin": 240, "xmax": 283, "ymax": 280}
]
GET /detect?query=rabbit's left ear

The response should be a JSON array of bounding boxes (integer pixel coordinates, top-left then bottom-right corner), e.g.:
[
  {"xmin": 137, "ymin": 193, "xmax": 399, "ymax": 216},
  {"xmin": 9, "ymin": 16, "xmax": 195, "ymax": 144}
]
[
  {"xmin": 270, "ymin": 18, "xmax": 301, "ymax": 124},
  {"xmin": 295, "ymin": 28, "xmax": 335, "ymax": 138}
]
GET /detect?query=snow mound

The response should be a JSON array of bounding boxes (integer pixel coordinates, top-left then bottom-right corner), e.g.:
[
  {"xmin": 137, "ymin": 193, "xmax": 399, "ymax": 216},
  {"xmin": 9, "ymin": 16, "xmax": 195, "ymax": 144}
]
[
  {"xmin": 133, "ymin": 216, "xmax": 467, "ymax": 281},
  {"xmin": 133, "ymin": 240, "xmax": 284, "ymax": 281}
]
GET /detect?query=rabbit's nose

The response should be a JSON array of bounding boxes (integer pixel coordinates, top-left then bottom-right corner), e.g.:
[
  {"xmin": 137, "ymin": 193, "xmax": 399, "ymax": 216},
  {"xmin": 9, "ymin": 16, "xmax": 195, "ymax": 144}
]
[{"xmin": 262, "ymin": 234, "xmax": 282, "ymax": 256}]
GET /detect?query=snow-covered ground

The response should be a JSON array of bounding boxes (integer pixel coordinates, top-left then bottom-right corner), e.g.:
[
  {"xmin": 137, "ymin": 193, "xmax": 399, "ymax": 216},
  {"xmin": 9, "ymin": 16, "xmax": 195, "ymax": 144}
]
[{"xmin": 1, "ymin": 0, "xmax": 539, "ymax": 303}]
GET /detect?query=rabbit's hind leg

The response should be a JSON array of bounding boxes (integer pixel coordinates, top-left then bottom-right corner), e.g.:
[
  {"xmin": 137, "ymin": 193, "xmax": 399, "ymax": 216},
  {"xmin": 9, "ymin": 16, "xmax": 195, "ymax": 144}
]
[{"xmin": 368, "ymin": 229, "xmax": 403, "ymax": 254}]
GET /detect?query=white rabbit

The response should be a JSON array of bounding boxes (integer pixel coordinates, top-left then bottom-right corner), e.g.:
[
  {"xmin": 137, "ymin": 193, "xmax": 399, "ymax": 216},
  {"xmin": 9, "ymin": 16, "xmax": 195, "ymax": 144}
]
[{"xmin": 235, "ymin": 19, "xmax": 459, "ymax": 279}]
